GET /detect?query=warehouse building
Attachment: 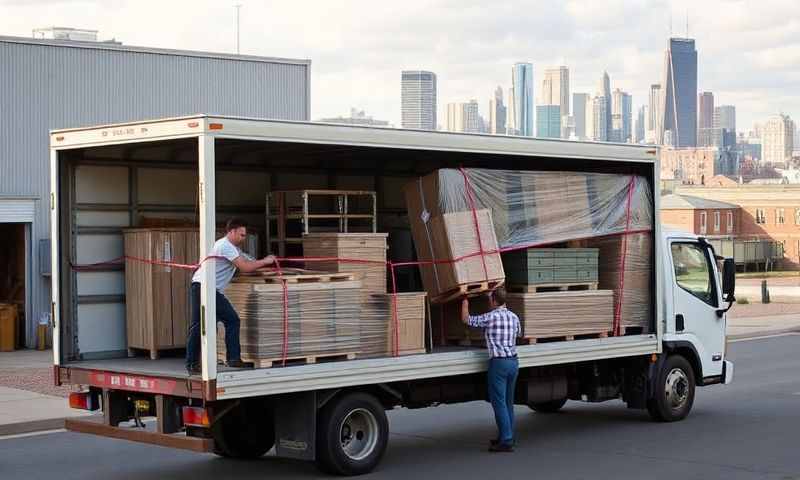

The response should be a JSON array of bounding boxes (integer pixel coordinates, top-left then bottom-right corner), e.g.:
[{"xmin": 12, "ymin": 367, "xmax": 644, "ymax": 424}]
[{"xmin": 0, "ymin": 35, "xmax": 310, "ymax": 348}]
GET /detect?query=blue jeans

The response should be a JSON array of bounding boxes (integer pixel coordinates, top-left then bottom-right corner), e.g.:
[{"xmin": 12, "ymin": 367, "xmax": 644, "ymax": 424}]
[
  {"xmin": 488, "ymin": 356, "xmax": 519, "ymax": 444},
  {"xmin": 186, "ymin": 283, "xmax": 241, "ymax": 367}
]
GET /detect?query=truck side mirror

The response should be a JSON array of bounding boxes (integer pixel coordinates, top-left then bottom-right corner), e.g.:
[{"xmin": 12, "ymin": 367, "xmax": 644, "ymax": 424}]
[{"xmin": 722, "ymin": 258, "xmax": 735, "ymax": 301}]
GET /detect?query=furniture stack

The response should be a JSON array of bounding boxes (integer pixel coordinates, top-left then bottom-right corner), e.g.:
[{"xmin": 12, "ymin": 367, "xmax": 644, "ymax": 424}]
[
  {"xmin": 503, "ymin": 248, "xmax": 599, "ymax": 288},
  {"xmin": 506, "ymin": 290, "xmax": 614, "ymax": 341},
  {"xmin": 359, "ymin": 292, "xmax": 427, "ymax": 357},
  {"xmin": 123, "ymin": 228, "xmax": 198, "ymax": 359},
  {"xmin": 302, "ymin": 233, "xmax": 388, "ymax": 295},
  {"xmin": 0, "ymin": 303, "xmax": 17, "ymax": 352}
]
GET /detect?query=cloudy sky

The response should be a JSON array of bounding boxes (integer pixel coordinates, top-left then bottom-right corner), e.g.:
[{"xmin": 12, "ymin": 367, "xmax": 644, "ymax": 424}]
[{"xmin": 2, "ymin": 0, "xmax": 798, "ymax": 131}]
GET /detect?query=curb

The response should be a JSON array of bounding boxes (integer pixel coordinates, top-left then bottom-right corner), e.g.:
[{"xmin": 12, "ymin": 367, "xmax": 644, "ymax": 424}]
[
  {"xmin": 0, "ymin": 418, "xmax": 66, "ymax": 437},
  {"xmin": 727, "ymin": 327, "xmax": 800, "ymax": 341}
]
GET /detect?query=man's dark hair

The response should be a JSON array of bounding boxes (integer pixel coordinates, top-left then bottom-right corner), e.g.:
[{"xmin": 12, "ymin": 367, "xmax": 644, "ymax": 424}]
[
  {"xmin": 490, "ymin": 286, "xmax": 507, "ymax": 306},
  {"xmin": 225, "ymin": 218, "xmax": 248, "ymax": 232}
]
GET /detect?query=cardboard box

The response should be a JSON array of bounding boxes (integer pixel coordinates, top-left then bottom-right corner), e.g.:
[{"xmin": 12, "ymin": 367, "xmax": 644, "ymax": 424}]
[{"xmin": 302, "ymin": 233, "xmax": 388, "ymax": 295}]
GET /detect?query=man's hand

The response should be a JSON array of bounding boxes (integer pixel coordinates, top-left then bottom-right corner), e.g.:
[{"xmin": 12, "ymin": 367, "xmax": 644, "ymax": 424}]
[
  {"xmin": 461, "ymin": 297, "xmax": 470, "ymax": 324},
  {"xmin": 260, "ymin": 255, "xmax": 276, "ymax": 268}
]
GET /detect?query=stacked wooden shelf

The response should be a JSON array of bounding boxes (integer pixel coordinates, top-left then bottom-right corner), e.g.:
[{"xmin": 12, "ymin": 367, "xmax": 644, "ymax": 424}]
[
  {"xmin": 506, "ymin": 289, "xmax": 614, "ymax": 342},
  {"xmin": 302, "ymin": 233, "xmax": 388, "ymax": 295},
  {"xmin": 503, "ymin": 248, "xmax": 599, "ymax": 287}
]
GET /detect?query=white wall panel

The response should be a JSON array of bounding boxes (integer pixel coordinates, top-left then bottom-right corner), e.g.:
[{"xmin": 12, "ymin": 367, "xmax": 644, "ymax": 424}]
[
  {"xmin": 75, "ymin": 211, "xmax": 130, "ymax": 227},
  {"xmin": 138, "ymin": 168, "xmax": 197, "ymax": 204},
  {"xmin": 75, "ymin": 166, "xmax": 129, "ymax": 204},
  {"xmin": 76, "ymin": 234, "xmax": 123, "ymax": 264},
  {"xmin": 77, "ymin": 303, "xmax": 126, "ymax": 355},
  {"xmin": 76, "ymin": 271, "xmax": 125, "ymax": 296}
]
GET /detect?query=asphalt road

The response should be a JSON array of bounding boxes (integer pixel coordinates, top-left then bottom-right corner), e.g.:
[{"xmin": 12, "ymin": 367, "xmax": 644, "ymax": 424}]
[{"xmin": 2, "ymin": 334, "xmax": 799, "ymax": 480}]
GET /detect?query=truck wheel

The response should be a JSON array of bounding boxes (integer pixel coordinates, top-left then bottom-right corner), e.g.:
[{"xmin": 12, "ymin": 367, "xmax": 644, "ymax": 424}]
[
  {"xmin": 528, "ymin": 398, "xmax": 567, "ymax": 413},
  {"xmin": 212, "ymin": 399, "xmax": 275, "ymax": 459},
  {"xmin": 315, "ymin": 392, "xmax": 388, "ymax": 476},
  {"xmin": 647, "ymin": 355, "xmax": 695, "ymax": 422}
]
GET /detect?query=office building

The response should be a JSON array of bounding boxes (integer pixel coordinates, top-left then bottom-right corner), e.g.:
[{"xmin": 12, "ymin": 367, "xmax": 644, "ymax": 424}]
[
  {"xmin": 512, "ymin": 63, "xmax": 534, "ymax": 136},
  {"xmin": 489, "ymin": 86, "xmax": 507, "ymax": 134},
  {"xmin": 698, "ymin": 92, "xmax": 714, "ymax": 147},
  {"xmin": 542, "ymin": 66, "xmax": 570, "ymax": 136},
  {"xmin": 635, "ymin": 105, "xmax": 646, "ymax": 143},
  {"xmin": 611, "ymin": 89, "xmax": 632, "ymax": 142},
  {"xmin": 591, "ymin": 95, "xmax": 608, "ymax": 141},
  {"xmin": 401, "ymin": 70, "xmax": 437, "ymax": 130},
  {"xmin": 648, "ymin": 84, "xmax": 662, "ymax": 142},
  {"xmin": 658, "ymin": 38, "xmax": 698, "ymax": 147},
  {"xmin": 446, "ymin": 100, "xmax": 481, "ymax": 133},
  {"xmin": 572, "ymin": 92, "xmax": 589, "ymax": 140},
  {"xmin": 762, "ymin": 114, "xmax": 795, "ymax": 165},
  {"xmin": 599, "ymin": 71, "xmax": 612, "ymax": 140},
  {"xmin": 317, "ymin": 108, "xmax": 391, "ymax": 127},
  {"xmin": 536, "ymin": 104, "xmax": 561, "ymax": 138}
]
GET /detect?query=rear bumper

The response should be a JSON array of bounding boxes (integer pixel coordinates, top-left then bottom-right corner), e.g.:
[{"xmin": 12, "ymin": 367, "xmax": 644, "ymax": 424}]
[
  {"xmin": 723, "ymin": 360, "xmax": 734, "ymax": 385},
  {"xmin": 65, "ymin": 417, "xmax": 213, "ymax": 453}
]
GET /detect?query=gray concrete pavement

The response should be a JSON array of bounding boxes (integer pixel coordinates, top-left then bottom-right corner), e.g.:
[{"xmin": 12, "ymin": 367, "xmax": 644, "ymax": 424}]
[{"xmin": 0, "ymin": 334, "xmax": 798, "ymax": 479}]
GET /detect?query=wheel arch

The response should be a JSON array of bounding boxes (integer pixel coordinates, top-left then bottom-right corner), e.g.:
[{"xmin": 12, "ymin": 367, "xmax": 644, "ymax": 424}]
[{"xmin": 662, "ymin": 341, "xmax": 703, "ymax": 386}]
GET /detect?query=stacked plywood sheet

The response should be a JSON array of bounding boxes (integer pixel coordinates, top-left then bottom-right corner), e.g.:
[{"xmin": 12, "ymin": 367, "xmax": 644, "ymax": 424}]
[
  {"xmin": 223, "ymin": 272, "xmax": 361, "ymax": 366},
  {"xmin": 506, "ymin": 290, "xmax": 614, "ymax": 341},
  {"xmin": 124, "ymin": 228, "xmax": 197, "ymax": 359},
  {"xmin": 359, "ymin": 292, "xmax": 427, "ymax": 357},
  {"xmin": 302, "ymin": 233, "xmax": 388, "ymax": 295},
  {"xmin": 585, "ymin": 233, "xmax": 652, "ymax": 334}
]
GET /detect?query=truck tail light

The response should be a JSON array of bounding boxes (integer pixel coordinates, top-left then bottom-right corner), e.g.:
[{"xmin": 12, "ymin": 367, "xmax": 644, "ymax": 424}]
[
  {"xmin": 69, "ymin": 391, "xmax": 99, "ymax": 411},
  {"xmin": 182, "ymin": 406, "xmax": 210, "ymax": 427}
]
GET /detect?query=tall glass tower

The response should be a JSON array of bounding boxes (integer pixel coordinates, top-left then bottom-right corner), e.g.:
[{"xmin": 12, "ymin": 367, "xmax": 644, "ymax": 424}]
[
  {"xmin": 512, "ymin": 63, "xmax": 534, "ymax": 136},
  {"xmin": 401, "ymin": 71, "xmax": 437, "ymax": 130},
  {"xmin": 658, "ymin": 38, "xmax": 697, "ymax": 147}
]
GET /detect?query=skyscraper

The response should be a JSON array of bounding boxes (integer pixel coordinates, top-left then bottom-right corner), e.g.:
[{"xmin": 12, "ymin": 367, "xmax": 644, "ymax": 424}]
[
  {"xmin": 446, "ymin": 103, "xmax": 464, "ymax": 132},
  {"xmin": 446, "ymin": 100, "xmax": 481, "ymax": 133},
  {"xmin": 657, "ymin": 38, "xmax": 698, "ymax": 147},
  {"xmin": 599, "ymin": 71, "xmax": 612, "ymax": 140},
  {"xmin": 489, "ymin": 86, "xmax": 507, "ymax": 134},
  {"xmin": 535, "ymin": 104, "xmax": 561, "ymax": 138},
  {"xmin": 512, "ymin": 63, "xmax": 534, "ymax": 136},
  {"xmin": 762, "ymin": 114, "xmax": 795, "ymax": 164},
  {"xmin": 401, "ymin": 70, "xmax": 437, "ymax": 130},
  {"xmin": 635, "ymin": 105, "xmax": 646, "ymax": 143},
  {"xmin": 647, "ymin": 84, "xmax": 661, "ymax": 142},
  {"xmin": 572, "ymin": 92, "xmax": 589, "ymax": 140},
  {"xmin": 542, "ymin": 66, "xmax": 570, "ymax": 136},
  {"xmin": 698, "ymin": 92, "xmax": 714, "ymax": 147},
  {"xmin": 591, "ymin": 95, "xmax": 608, "ymax": 141},
  {"xmin": 712, "ymin": 105, "xmax": 736, "ymax": 149},
  {"xmin": 464, "ymin": 99, "xmax": 480, "ymax": 133},
  {"xmin": 611, "ymin": 89, "xmax": 632, "ymax": 142},
  {"xmin": 506, "ymin": 87, "xmax": 516, "ymax": 135}
]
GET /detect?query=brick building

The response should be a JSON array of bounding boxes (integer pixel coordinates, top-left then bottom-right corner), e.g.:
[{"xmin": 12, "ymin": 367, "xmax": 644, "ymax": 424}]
[
  {"xmin": 661, "ymin": 194, "xmax": 740, "ymax": 237},
  {"xmin": 672, "ymin": 185, "xmax": 800, "ymax": 269},
  {"xmin": 659, "ymin": 147, "xmax": 738, "ymax": 185}
]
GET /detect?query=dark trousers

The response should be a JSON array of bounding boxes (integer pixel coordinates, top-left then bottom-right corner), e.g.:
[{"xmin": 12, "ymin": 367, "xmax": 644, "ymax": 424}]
[
  {"xmin": 186, "ymin": 282, "xmax": 241, "ymax": 367},
  {"xmin": 488, "ymin": 356, "xmax": 519, "ymax": 444}
]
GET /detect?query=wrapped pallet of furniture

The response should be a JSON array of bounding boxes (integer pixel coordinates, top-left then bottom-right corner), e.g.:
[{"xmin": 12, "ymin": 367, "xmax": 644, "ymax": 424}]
[
  {"xmin": 506, "ymin": 290, "xmax": 614, "ymax": 341},
  {"xmin": 302, "ymin": 233, "xmax": 388, "ymax": 295},
  {"xmin": 223, "ymin": 273, "xmax": 361, "ymax": 367},
  {"xmin": 359, "ymin": 292, "xmax": 427, "ymax": 357},
  {"xmin": 123, "ymin": 228, "xmax": 196, "ymax": 359},
  {"xmin": 0, "ymin": 303, "xmax": 17, "ymax": 352}
]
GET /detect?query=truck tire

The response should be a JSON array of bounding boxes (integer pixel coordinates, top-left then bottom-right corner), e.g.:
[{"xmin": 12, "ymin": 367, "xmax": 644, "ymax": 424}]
[
  {"xmin": 315, "ymin": 392, "xmax": 388, "ymax": 476},
  {"xmin": 529, "ymin": 398, "xmax": 567, "ymax": 413},
  {"xmin": 212, "ymin": 399, "xmax": 275, "ymax": 459},
  {"xmin": 647, "ymin": 354, "xmax": 695, "ymax": 422}
]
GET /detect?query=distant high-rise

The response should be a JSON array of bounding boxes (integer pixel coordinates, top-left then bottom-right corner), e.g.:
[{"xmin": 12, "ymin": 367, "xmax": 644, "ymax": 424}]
[
  {"xmin": 647, "ymin": 84, "xmax": 661, "ymax": 142},
  {"xmin": 762, "ymin": 114, "xmax": 795, "ymax": 164},
  {"xmin": 535, "ymin": 105, "xmax": 561, "ymax": 138},
  {"xmin": 446, "ymin": 103, "xmax": 464, "ymax": 132},
  {"xmin": 599, "ymin": 71, "xmax": 612, "ymax": 140},
  {"xmin": 512, "ymin": 63, "xmax": 534, "ymax": 136},
  {"xmin": 446, "ymin": 99, "xmax": 481, "ymax": 133},
  {"xmin": 611, "ymin": 89, "xmax": 632, "ymax": 142},
  {"xmin": 506, "ymin": 87, "xmax": 516, "ymax": 135},
  {"xmin": 635, "ymin": 105, "xmax": 646, "ymax": 143},
  {"xmin": 698, "ymin": 92, "xmax": 714, "ymax": 147},
  {"xmin": 657, "ymin": 38, "xmax": 698, "ymax": 147},
  {"xmin": 712, "ymin": 105, "xmax": 736, "ymax": 149},
  {"xmin": 401, "ymin": 70, "xmax": 437, "ymax": 130},
  {"xmin": 542, "ymin": 66, "xmax": 570, "ymax": 136},
  {"xmin": 591, "ymin": 95, "xmax": 608, "ymax": 141},
  {"xmin": 489, "ymin": 86, "xmax": 507, "ymax": 134},
  {"xmin": 572, "ymin": 93, "xmax": 589, "ymax": 140}
]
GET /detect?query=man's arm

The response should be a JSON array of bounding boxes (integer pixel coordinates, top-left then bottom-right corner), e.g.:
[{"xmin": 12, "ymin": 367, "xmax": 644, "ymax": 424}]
[
  {"xmin": 461, "ymin": 297, "xmax": 491, "ymax": 328},
  {"xmin": 233, "ymin": 254, "xmax": 276, "ymax": 273}
]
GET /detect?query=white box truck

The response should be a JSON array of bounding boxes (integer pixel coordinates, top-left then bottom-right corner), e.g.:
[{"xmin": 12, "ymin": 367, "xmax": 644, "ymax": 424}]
[{"xmin": 51, "ymin": 116, "xmax": 734, "ymax": 475}]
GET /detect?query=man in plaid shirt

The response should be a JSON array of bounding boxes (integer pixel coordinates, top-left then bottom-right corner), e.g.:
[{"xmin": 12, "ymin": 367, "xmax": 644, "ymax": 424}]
[{"xmin": 462, "ymin": 286, "xmax": 521, "ymax": 452}]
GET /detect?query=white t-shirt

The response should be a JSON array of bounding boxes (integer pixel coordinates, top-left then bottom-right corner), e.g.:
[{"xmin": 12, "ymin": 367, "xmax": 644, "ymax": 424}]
[{"xmin": 192, "ymin": 237, "xmax": 241, "ymax": 291}]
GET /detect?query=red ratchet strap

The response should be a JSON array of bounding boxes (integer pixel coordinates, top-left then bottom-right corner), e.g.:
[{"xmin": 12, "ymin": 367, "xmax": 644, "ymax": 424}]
[
  {"xmin": 70, "ymin": 255, "xmax": 224, "ymax": 272},
  {"xmin": 614, "ymin": 175, "xmax": 636, "ymax": 336},
  {"xmin": 388, "ymin": 262, "xmax": 400, "ymax": 357},
  {"xmin": 272, "ymin": 258, "xmax": 290, "ymax": 366},
  {"xmin": 458, "ymin": 167, "xmax": 489, "ymax": 281}
]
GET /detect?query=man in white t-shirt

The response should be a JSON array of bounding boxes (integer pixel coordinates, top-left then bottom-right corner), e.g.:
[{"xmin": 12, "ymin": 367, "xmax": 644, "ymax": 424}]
[{"xmin": 186, "ymin": 218, "xmax": 275, "ymax": 374}]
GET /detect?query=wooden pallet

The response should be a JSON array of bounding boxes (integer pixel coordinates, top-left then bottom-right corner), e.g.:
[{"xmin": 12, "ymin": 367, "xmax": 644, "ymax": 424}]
[
  {"xmin": 242, "ymin": 352, "xmax": 357, "ymax": 368},
  {"xmin": 431, "ymin": 279, "xmax": 505, "ymax": 304},
  {"xmin": 234, "ymin": 269, "xmax": 359, "ymax": 284},
  {"xmin": 507, "ymin": 282, "xmax": 598, "ymax": 293},
  {"xmin": 522, "ymin": 331, "xmax": 609, "ymax": 344}
]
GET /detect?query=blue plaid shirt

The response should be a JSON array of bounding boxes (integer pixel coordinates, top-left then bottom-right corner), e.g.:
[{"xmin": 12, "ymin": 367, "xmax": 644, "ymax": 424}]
[{"xmin": 467, "ymin": 306, "xmax": 521, "ymax": 358}]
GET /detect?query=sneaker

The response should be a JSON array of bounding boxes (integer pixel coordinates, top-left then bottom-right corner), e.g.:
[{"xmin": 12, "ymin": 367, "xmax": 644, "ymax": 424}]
[
  {"xmin": 186, "ymin": 363, "xmax": 201, "ymax": 375},
  {"xmin": 226, "ymin": 359, "xmax": 254, "ymax": 369},
  {"xmin": 489, "ymin": 438, "xmax": 515, "ymax": 447},
  {"xmin": 488, "ymin": 442, "xmax": 514, "ymax": 453}
]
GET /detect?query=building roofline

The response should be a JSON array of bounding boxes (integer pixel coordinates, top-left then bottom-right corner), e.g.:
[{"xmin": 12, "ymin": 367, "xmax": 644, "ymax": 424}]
[{"xmin": 0, "ymin": 35, "xmax": 311, "ymax": 66}]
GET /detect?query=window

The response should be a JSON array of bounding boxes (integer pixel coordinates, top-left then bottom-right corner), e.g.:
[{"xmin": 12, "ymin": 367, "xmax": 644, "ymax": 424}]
[
  {"xmin": 756, "ymin": 208, "xmax": 766, "ymax": 224},
  {"xmin": 714, "ymin": 211, "xmax": 720, "ymax": 232},
  {"xmin": 699, "ymin": 212, "xmax": 707, "ymax": 234},
  {"xmin": 777, "ymin": 208, "xmax": 785, "ymax": 225},
  {"xmin": 727, "ymin": 211, "xmax": 734, "ymax": 233},
  {"xmin": 671, "ymin": 242, "xmax": 716, "ymax": 306}
]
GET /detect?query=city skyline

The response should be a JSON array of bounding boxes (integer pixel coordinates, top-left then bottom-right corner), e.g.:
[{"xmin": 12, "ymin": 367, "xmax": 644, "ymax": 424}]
[{"xmin": 0, "ymin": 1, "xmax": 795, "ymax": 131}]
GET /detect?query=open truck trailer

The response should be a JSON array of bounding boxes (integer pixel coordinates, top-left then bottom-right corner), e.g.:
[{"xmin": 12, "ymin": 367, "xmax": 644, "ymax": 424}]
[{"xmin": 50, "ymin": 116, "xmax": 734, "ymax": 475}]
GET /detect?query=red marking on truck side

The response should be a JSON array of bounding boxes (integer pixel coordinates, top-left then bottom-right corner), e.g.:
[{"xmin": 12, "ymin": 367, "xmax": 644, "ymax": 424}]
[{"xmin": 88, "ymin": 371, "xmax": 178, "ymax": 395}]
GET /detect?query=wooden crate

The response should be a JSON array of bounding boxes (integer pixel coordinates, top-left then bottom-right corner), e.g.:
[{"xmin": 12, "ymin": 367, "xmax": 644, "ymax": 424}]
[
  {"xmin": 0, "ymin": 303, "xmax": 17, "ymax": 352},
  {"xmin": 360, "ymin": 292, "xmax": 427, "ymax": 357},
  {"xmin": 506, "ymin": 290, "xmax": 614, "ymax": 340},
  {"xmin": 503, "ymin": 248, "xmax": 599, "ymax": 285},
  {"xmin": 302, "ymin": 233, "xmax": 388, "ymax": 295},
  {"xmin": 123, "ymin": 228, "xmax": 196, "ymax": 359}
]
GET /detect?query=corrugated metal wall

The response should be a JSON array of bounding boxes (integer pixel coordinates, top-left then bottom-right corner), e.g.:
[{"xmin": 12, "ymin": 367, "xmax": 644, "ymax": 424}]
[{"xmin": 0, "ymin": 37, "xmax": 310, "ymax": 347}]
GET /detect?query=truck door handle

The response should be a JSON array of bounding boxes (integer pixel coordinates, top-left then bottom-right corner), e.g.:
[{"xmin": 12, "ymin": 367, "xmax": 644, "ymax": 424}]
[{"xmin": 675, "ymin": 314, "xmax": 685, "ymax": 332}]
